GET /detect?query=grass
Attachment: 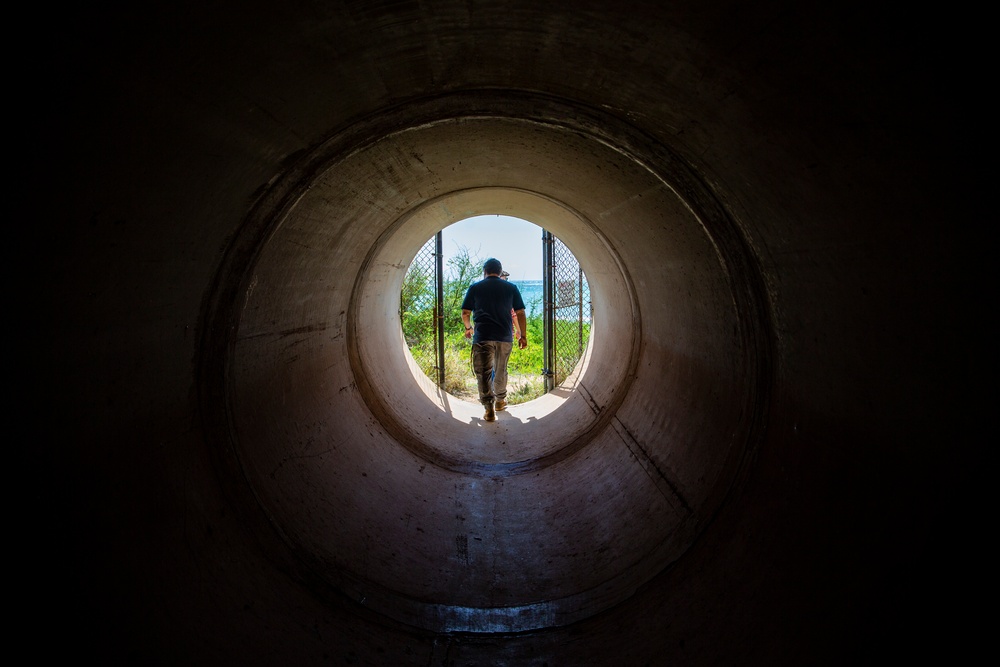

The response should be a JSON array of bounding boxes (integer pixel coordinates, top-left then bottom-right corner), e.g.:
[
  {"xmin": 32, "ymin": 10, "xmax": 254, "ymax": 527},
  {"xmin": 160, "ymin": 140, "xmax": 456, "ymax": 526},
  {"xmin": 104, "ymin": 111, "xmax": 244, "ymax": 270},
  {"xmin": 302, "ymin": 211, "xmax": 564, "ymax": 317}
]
[{"xmin": 412, "ymin": 315, "xmax": 548, "ymax": 405}]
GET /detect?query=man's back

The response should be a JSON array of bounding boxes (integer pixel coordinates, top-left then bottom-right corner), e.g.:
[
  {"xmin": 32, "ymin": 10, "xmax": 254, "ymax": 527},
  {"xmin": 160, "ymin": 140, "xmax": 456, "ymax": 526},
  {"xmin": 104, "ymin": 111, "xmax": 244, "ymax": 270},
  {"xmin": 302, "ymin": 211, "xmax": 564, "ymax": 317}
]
[{"xmin": 462, "ymin": 276, "xmax": 526, "ymax": 342}]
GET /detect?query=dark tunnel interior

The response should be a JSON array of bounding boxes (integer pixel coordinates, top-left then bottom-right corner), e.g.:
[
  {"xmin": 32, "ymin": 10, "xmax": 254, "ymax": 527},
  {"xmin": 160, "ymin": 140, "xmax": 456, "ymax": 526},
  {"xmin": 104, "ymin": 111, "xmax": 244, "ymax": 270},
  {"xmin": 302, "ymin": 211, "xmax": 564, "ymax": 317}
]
[{"xmin": 30, "ymin": 1, "xmax": 978, "ymax": 664}]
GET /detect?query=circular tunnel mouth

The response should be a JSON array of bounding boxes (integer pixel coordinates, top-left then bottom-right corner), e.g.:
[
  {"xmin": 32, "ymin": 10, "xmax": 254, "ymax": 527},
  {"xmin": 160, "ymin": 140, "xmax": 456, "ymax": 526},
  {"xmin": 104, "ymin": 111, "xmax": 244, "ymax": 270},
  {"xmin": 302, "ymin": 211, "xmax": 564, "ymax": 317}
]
[
  {"xmin": 198, "ymin": 91, "xmax": 773, "ymax": 633},
  {"xmin": 350, "ymin": 187, "xmax": 639, "ymax": 475},
  {"xmin": 399, "ymin": 216, "xmax": 591, "ymax": 412}
]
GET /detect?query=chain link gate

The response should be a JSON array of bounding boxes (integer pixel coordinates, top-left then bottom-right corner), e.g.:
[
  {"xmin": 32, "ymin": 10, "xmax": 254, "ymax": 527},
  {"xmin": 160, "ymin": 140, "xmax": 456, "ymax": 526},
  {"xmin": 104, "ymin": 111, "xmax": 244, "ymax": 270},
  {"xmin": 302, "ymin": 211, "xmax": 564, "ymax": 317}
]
[
  {"xmin": 542, "ymin": 230, "xmax": 592, "ymax": 392},
  {"xmin": 402, "ymin": 228, "xmax": 591, "ymax": 399},
  {"xmin": 400, "ymin": 232, "xmax": 444, "ymax": 386}
]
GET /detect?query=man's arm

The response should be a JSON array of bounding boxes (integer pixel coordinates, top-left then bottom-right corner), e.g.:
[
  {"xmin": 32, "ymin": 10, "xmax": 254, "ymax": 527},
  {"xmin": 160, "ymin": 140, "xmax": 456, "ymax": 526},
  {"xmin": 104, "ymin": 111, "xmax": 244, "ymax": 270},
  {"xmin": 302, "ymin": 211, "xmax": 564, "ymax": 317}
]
[
  {"xmin": 462, "ymin": 309, "xmax": 474, "ymax": 339},
  {"xmin": 514, "ymin": 309, "xmax": 528, "ymax": 349}
]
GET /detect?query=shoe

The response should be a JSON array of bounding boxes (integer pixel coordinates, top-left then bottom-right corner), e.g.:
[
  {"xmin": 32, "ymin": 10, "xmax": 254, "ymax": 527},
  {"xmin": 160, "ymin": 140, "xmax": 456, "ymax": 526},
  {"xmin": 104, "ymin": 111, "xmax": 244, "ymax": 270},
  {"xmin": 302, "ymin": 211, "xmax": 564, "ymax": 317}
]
[
  {"xmin": 495, "ymin": 399, "xmax": 507, "ymax": 411},
  {"xmin": 483, "ymin": 401, "xmax": 497, "ymax": 422}
]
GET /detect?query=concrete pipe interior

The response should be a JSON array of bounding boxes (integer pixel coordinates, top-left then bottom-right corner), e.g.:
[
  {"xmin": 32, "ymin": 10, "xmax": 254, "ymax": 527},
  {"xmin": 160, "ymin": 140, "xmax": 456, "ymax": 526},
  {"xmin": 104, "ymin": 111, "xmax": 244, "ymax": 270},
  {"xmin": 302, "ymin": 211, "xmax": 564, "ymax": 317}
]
[{"xmin": 204, "ymin": 93, "xmax": 769, "ymax": 633}]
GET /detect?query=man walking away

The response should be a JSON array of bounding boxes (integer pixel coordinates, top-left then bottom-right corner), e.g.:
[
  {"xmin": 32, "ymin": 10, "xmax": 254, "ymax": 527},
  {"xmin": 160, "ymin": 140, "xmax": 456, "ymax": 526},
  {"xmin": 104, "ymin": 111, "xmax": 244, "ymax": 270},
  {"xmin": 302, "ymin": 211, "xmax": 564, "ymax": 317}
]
[{"xmin": 461, "ymin": 258, "xmax": 528, "ymax": 422}]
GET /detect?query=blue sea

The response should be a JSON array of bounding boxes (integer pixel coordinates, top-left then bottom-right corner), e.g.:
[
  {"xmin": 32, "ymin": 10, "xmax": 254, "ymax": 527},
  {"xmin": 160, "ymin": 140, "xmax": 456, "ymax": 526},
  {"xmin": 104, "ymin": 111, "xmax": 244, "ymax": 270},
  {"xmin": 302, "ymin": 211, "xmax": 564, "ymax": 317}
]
[
  {"xmin": 450, "ymin": 279, "xmax": 589, "ymax": 321},
  {"xmin": 509, "ymin": 280, "xmax": 592, "ymax": 322},
  {"xmin": 511, "ymin": 280, "xmax": 544, "ymax": 316}
]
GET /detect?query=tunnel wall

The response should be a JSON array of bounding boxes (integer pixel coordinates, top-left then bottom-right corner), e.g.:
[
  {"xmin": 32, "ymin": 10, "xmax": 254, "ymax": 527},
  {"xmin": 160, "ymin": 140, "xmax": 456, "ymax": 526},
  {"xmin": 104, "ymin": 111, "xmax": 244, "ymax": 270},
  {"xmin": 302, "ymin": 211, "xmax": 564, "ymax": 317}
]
[{"xmin": 34, "ymin": 1, "xmax": 972, "ymax": 664}]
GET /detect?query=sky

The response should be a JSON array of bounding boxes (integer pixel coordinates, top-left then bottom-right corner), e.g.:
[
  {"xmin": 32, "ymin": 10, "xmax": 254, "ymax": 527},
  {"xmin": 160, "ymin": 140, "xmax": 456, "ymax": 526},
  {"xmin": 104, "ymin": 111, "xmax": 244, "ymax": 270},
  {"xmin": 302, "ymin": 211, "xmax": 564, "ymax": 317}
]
[{"xmin": 440, "ymin": 215, "xmax": 544, "ymax": 281}]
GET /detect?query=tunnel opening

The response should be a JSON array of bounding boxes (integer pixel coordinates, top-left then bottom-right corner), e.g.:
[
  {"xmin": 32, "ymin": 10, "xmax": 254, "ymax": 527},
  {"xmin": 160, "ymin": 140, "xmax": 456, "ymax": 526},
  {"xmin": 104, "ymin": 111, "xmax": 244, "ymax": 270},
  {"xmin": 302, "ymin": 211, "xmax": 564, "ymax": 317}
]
[{"xmin": 400, "ymin": 215, "xmax": 592, "ymax": 411}]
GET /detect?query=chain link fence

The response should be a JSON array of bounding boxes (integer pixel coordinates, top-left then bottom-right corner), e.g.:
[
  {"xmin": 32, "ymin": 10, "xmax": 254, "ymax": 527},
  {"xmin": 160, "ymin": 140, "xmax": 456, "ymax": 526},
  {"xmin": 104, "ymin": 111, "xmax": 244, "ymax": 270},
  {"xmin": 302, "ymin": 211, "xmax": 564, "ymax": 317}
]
[
  {"xmin": 400, "ymin": 235, "xmax": 441, "ymax": 383},
  {"xmin": 549, "ymin": 235, "xmax": 592, "ymax": 387},
  {"xmin": 401, "ymin": 229, "xmax": 591, "ymax": 399}
]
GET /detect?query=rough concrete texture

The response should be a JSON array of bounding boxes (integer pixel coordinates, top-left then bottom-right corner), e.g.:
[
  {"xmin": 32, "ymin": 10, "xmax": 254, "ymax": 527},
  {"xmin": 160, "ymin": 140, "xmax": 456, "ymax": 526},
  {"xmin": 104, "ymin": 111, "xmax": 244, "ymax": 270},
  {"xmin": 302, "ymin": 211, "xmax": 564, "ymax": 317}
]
[{"xmin": 31, "ymin": 1, "xmax": 977, "ymax": 665}]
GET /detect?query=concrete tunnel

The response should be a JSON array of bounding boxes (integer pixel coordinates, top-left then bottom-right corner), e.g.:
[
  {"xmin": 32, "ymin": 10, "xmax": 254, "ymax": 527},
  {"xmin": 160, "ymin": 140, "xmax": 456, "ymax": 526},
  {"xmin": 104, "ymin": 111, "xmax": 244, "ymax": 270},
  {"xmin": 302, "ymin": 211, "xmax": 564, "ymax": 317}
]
[{"xmin": 34, "ymin": 1, "xmax": 975, "ymax": 664}]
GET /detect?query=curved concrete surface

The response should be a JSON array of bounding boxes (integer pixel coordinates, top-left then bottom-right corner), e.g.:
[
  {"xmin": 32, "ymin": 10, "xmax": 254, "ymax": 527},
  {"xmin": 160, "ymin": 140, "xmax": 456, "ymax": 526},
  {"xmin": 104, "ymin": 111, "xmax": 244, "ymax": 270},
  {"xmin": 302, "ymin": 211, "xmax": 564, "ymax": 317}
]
[
  {"xmin": 36, "ymin": 1, "xmax": 972, "ymax": 664},
  {"xmin": 206, "ymin": 95, "xmax": 768, "ymax": 632}
]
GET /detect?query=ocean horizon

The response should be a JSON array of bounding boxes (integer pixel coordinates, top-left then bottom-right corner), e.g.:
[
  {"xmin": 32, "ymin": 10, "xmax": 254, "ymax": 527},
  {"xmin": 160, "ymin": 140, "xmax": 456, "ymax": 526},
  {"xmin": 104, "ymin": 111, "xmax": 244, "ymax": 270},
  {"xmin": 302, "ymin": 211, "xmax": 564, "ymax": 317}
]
[
  {"xmin": 511, "ymin": 279, "xmax": 591, "ymax": 321},
  {"xmin": 511, "ymin": 280, "xmax": 544, "ymax": 315},
  {"xmin": 455, "ymin": 279, "xmax": 588, "ymax": 320}
]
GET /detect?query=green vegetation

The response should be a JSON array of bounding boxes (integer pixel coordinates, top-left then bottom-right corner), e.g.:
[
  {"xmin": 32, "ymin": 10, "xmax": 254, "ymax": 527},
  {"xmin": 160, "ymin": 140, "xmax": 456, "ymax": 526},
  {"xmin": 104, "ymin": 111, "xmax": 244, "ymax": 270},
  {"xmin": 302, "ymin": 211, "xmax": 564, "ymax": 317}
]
[{"xmin": 401, "ymin": 247, "xmax": 548, "ymax": 404}]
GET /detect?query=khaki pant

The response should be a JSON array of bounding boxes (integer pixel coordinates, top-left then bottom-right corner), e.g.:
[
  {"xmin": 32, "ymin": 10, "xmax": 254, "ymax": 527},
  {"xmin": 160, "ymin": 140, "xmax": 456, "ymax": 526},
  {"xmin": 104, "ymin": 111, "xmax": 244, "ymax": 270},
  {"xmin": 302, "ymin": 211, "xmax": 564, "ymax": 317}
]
[{"xmin": 471, "ymin": 341, "xmax": 513, "ymax": 405}]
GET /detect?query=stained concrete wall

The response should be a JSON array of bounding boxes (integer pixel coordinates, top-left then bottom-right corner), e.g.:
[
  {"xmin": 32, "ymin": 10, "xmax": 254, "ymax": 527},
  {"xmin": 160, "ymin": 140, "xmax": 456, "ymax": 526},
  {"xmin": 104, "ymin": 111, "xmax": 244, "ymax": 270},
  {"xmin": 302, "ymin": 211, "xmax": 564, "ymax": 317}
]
[{"xmin": 32, "ymin": 1, "xmax": 973, "ymax": 664}]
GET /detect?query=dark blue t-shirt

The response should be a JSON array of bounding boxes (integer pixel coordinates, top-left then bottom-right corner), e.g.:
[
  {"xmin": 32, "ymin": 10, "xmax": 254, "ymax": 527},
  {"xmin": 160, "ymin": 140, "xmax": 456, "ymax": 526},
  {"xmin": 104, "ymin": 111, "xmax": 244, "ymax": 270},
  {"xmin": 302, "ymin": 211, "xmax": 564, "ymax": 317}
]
[{"xmin": 461, "ymin": 276, "xmax": 526, "ymax": 343}]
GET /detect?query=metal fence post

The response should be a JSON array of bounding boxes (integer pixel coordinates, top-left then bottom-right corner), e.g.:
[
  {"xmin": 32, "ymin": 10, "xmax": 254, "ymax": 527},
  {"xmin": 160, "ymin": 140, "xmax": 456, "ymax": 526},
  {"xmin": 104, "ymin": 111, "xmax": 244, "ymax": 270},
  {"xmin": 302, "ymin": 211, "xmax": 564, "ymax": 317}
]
[
  {"xmin": 434, "ymin": 231, "xmax": 445, "ymax": 388},
  {"xmin": 542, "ymin": 229, "xmax": 555, "ymax": 394}
]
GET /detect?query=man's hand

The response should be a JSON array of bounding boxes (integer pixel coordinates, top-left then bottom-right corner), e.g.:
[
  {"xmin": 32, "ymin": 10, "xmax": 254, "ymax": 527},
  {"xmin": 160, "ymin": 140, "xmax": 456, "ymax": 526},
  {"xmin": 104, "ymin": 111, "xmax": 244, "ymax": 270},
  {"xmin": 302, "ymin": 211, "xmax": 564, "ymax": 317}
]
[
  {"xmin": 462, "ymin": 309, "xmax": 474, "ymax": 340},
  {"xmin": 514, "ymin": 309, "xmax": 527, "ymax": 348}
]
